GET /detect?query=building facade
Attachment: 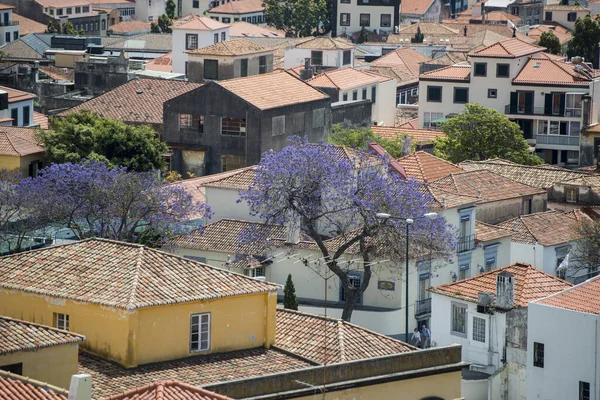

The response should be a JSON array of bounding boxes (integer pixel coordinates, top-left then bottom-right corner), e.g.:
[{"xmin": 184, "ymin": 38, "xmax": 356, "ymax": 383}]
[
  {"xmin": 331, "ymin": 0, "xmax": 400, "ymax": 38},
  {"xmin": 0, "ymin": 4, "xmax": 19, "ymax": 47}
]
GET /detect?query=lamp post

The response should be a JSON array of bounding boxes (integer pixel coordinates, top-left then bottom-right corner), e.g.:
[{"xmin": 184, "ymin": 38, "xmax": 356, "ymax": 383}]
[{"xmin": 376, "ymin": 212, "xmax": 438, "ymax": 344}]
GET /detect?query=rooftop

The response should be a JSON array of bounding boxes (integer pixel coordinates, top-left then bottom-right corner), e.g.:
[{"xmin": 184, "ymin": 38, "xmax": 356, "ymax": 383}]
[
  {"xmin": 108, "ymin": 20, "xmax": 151, "ymax": 34},
  {"xmin": 215, "ymin": 70, "xmax": 328, "ymax": 110},
  {"xmin": 469, "ymin": 37, "xmax": 545, "ymax": 58},
  {"xmin": 0, "ymin": 371, "xmax": 68, "ymax": 400},
  {"xmin": 400, "ymin": 0, "xmax": 435, "ymax": 15},
  {"xmin": 513, "ymin": 58, "xmax": 593, "ymax": 86},
  {"xmin": 419, "ymin": 64, "xmax": 471, "ymax": 82},
  {"xmin": 188, "ymin": 38, "xmax": 271, "ymax": 57},
  {"xmin": 496, "ymin": 210, "xmax": 590, "ymax": 246},
  {"xmin": 0, "ymin": 238, "xmax": 279, "ymax": 309},
  {"xmin": 62, "ymin": 78, "xmax": 201, "ymax": 124},
  {"xmin": 527, "ymin": 25, "xmax": 572, "ymax": 45},
  {"xmin": 306, "ymin": 68, "xmax": 393, "ymax": 91},
  {"xmin": 544, "ymin": 4, "xmax": 589, "ymax": 11},
  {"xmin": 0, "ymin": 3, "xmax": 13, "ymax": 9},
  {"xmin": 475, "ymin": 221, "xmax": 512, "ymax": 243},
  {"xmin": 369, "ymin": 47, "xmax": 431, "ymax": 85},
  {"xmin": 104, "ymin": 33, "xmax": 173, "ymax": 52},
  {"xmin": 12, "ymin": 13, "xmax": 46, "ymax": 36},
  {"xmin": 0, "ymin": 127, "xmax": 44, "ymax": 157},
  {"xmin": 371, "ymin": 126, "xmax": 446, "ymax": 146},
  {"xmin": 35, "ymin": 0, "xmax": 91, "ymax": 7},
  {"xmin": 429, "ymin": 262, "xmax": 573, "ymax": 307},
  {"xmin": 536, "ymin": 274, "xmax": 600, "ymax": 314},
  {"xmin": 228, "ymin": 21, "xmax": 285, "ymax": 38},
  {"xmin": 102, "ymin": 381, "xmax": 233, "ymax": 400},
  {"xmin": 396, "ymin": 151, "xmax": 464, "ymax": 183},
  {"xmin": 1, "ymin": 85, "xmax": 36, "ymax": 103},
  {"xmin": 294, "ymin": 37, "xmax": 354, "ymax": 50},
  {"xmin": 146, "ymin": 52, "xmax": 172, "ymax": 73},
  {"xmin": 208, "ymin": 0, "xmax": 264, "ymax": 14},
  {"xmin": 0, "ymin": 315, "xmax": 85, "ymax": 356},
  {"xmin": 173, "ymin": 15, "xmax": 229, "ymax": 31},
  {"xmin": 203, "ymin": 166, "xmax": 257, "ymax": 190}
]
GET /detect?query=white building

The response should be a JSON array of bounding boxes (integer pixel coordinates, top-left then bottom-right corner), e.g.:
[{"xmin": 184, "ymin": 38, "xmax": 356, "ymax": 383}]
[
  {"xmin": 206, "ymin": 0, "xmax": 265, "ymax": 24},
  {"xmin": 135, "ymin": 0, "xmax": 165, "ymax": 22},
  {"xmin": 399, "ymin": 0, "xmax": 450, "ymax": 25},
  {"xmin": 418, "ymin": 37, "xmax": 600, "ymax": 167},
  {"xmin": 90, "ymin": 1, "xmax": 136, "ymax": 21},
  {"xmin": 496, "ymin": 209, "xmax": 593, "ymax": 284},
  {"xmin": 0, "ymin": 4, "xmax": 19, "ymax": 47},
  {"xmin": 544, "ymin": 4, "xmax": 590, "ymax": 30},
  {"xmin": 171, "ymin": 15, "xmax": 230, "ymax": 75},
  {"xmin": 429, "ymin": 263, "xmax": 573, "ymax": 400},
  {"xmin": 283, "ymin": 37, "xmax": 355, "ymax": 70},
  {"xmin": 527, "ymin": 275, "xmax": 600, "ymax": 400},
  {"xmin": 332, "ymin": 0, "xmax": 399, "ymax": 38},
  {"xmin": 0, "ymin": 86, "xmax": 36, "ymax": 127},
  {"xmin": 306, "ymin": 68, "xmax": 397, "ymax": 126}
]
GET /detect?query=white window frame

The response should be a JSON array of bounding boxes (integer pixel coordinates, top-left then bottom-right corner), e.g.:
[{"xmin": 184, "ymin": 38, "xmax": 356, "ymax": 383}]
[
  {"xmin": 566, "ymin": 92, "xmax": 583, "ymax": 117},
  {"xmin": 451, "ymin": 302, "xmax": 467, "ymax": 337},
  {"xmin": 190, "ymin": 313, "xmax": 210, "ymax": 352},
  {"xmin": 472, "ymin": 316, "xmax": 486, "ymax": 342},
  {"xmin": 55, "ymin": 313, "xmax": 69, "ymax": 331}
]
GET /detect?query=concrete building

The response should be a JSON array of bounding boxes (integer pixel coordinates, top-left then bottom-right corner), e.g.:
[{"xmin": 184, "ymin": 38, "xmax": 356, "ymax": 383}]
[
  {"xmin": 480, "ymin": 0, "xmax": 544, "ymax": 26},
  {"xmin": 89, "ymin": 0, "xmax": 136, "ymax": 22},
  {"xmin": 429, "ymin": 262, "xmax": 572, "ymax": 400},
  {"xmin": 0, "ymin": 126, "xmax": 45, "ymax": 177},
  {"xmin": 73, "ymin": 51, "xmax": 129, "ymax": 95},
  {"xmin": 0, "ymin": 4, "xmax": 19, "ymax": 47},
  {"xmin": 544, "ymin": 4, "xmax": 590, "ymax": 30},
  {"xmin": 283, "ymin": 37, "xmax": 355, "ymax": 70},
  {"xmin": 206, "ymin": 0, "xmax": 265, "ymax": 24},
  {"xmin": 331, "ymin": 0, "xmax": 399, "ymax": 38},
  {"xmin": 527, "ymin": 275, "xmax": 600, "ymax": 400},
  {"xmin": 399, "ymin": 0, "xmax": 451, "ymax": 25},
  {"xmin": 134, "ymin": 0, "xmax": 164, "ymax": 22},
  {"xmin": 0, "ymin": 86, "xmax": 36, "ymax": 127}
]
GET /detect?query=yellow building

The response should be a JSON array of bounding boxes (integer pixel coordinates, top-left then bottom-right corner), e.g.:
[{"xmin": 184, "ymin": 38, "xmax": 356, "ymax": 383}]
[
  {"xmin": 0, "ymin": 127, "xmax": 45, "ymax": 177},
  {"xmin": 0, "ymin": 315, "xmax": 85, "ymax": 389}
]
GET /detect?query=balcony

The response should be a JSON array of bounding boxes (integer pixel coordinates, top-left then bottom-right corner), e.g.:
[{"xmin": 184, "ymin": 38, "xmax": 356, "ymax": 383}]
[
  {"xmin": 536, "ymin": 134, "xmax": 580, "ymax": 147},
  {"xmin": 415, "ymin": 298, "xmax": 431, "ymax": 317},
  {"xmin": 504, "ymin": 105, "xmax": 582, "ymax": 118},
  {"xmin": 457, "ymin": 234, "xmax": 476, "ymax": 253},
  {"xmin": 0, "ymin": 21, "xmax": 18, "ymax": 27}
]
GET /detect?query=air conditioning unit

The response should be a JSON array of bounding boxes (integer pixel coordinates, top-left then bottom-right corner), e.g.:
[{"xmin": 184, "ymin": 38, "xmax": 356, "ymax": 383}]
[{"xmin": 477, "ymin": 292, "xmax": 495, "ymax": 314}]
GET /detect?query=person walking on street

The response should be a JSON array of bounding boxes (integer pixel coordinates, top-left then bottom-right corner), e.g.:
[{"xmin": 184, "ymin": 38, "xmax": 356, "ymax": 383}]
[
  {"xmin": 421, "ymin": 324, "xmax": 431, "ymax": 349},
  {"xmin": 411, "ymin": 327, "xmax": 421, "ymax": 348}
]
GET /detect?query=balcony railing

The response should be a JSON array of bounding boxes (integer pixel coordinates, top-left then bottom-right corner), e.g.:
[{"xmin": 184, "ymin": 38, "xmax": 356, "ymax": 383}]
[
  {"xmin": 457, "ymin": 234, "xmax": 476, "ymax": 253},
  {"xmin": 0, "ymin": 21, "xmax": 18, "ymax": 27},
  {"xmin": 504, "ymin": 105, "xmax": 582, "ymax": 118},
  {"xmin": 415, "ymin": 298, "xmax": 431, "ymax": 317},
  {"xmin": 536, "ymin": 134, "xmax": 580, "ymax": 147}
]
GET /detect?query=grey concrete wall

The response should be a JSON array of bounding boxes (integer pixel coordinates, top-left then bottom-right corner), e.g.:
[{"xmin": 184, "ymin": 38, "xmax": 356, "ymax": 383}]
[
  {"xmin": 475, "ymin": 194, "xmax": 547, "ymax": 224},
  {"xmin": 331, "ymin": 100, "xmax": 373, "ymax": 127},
  {"xmin": 187, "ymin": 54, "xmax": 274, "ymax": 83}
]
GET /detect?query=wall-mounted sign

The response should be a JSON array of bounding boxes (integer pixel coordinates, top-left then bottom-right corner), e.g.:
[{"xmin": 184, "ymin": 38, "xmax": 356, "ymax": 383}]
[{"xmin": 378, "ymin": 280, "xmax": 395, "ymax": 291}]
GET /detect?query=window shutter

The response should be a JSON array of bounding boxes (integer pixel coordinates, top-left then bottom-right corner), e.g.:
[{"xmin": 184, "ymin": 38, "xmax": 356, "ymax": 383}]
[
  {"xmin": 544, "ymin": 93, "xmax": 552, "ymax": 115},
  {"xmin": 525, "ymin": 92, "xmax": 534, "ymax": 114},
  {"xmin": 510, "ymin": 92, "xmax": 518, "ymax": 113},
  {"xmin": 559, "ymin": 93, "xmax": 566, "ymax": 116}
]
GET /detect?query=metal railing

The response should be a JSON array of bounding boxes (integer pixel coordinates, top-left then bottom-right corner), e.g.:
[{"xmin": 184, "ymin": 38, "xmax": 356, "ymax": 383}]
[
  {"xmin": 415, "ymin": 298, "xmax": 431, "ymax": 316},
  {"xmin": 504, "ymin": 105, "xmax": 582, "ymax": 118},
  {"xmin": 536, "ymin": 134, "xmax": 580, "ymax": 147},
  {"xmin": 457, "ymin": 234, "xmax": 476, "ymax": 253}
]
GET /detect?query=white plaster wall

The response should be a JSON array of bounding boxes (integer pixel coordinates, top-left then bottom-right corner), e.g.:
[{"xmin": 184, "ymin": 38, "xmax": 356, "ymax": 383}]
[
  {"xmin": 205, "ymin": 187, "xmax": 260, "ymax": 223},
  {"xmin": 461, "ymin": 379, "xmax": 488, "ymax": 400},
  {"xmin": 135, "ymin": 0, "xmax": 166, "ymax": 21},
  {"xmin": 545, "ymin": 9, "xmax": 589, "ymax": 30},
  {"xmin": 298, "ymin": 304, "xmax": 404, "ymax": 335},
  {"xmin": 417, "ymin": 80, "xmax": 471, "ymax": 128},
  {"xmin": 283, "ymin": 48, "xmax": 353, "ymax": 69},
  {"xmin": 172, "ymin": 27, "xmax": 229, "ymax": 73},
  {"xmin": 335, "ymin": 3, "xmax": 396, "ymax": 37},
  {"xmin": 8, "ymin": 100, "xmax": 34, "ymax": 127},
  {"xmin": 181, "ymin": 0, "xmax": 212, "ymax": 16},
  {"xmin": 333, "ymin": 78, "xmax": 396, "ymax": 126},
  {"xmin": 510, "ymin": 241, "xmax": 544, "ymax": 269},
  {"xmin": 207, "ymin": 11, "xmax": 264, "ymax": 24}
]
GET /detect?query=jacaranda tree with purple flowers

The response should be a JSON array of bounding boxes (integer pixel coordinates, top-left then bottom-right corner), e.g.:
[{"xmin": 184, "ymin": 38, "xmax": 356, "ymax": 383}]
[{"xmin": 239, "ymin": 137, "xmax": 455, "ymax": 321}]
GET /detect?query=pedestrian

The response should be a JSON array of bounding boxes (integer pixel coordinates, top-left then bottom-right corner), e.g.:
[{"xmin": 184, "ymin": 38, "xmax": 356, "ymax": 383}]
[
  {"xmin": 411, "ymin": 327, "xmax": 421, "ymax": 347},
  {"xmin": 421, "ymin": 324, "xmax": 431, "ymax": 349}
]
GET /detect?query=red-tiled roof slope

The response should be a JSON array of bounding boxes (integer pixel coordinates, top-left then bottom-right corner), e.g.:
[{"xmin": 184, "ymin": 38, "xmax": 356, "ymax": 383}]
[
  {"xmin": 397, "ymin": 151, "xmax": 464, "ymax": 183},
  {"xmin": 400, "ymin": 0, "xmax": 434, "ymax": 15},
  {"xmin": 372, "ymin": 126, "xmax": 445, "ymax": 146},
  {"xmin": 102, "ymin": 380, "xmax": 233, "ymax": 400},
  {"xmin": 0, "ymin": 316, "xmax": 85, "ymax": 355},
  {"xmin": 294, "ymin": 37, "xmax": 354, "ymax": 50},
  {"xmin": 208, "ymin": 0, "xmax": 264, "ymax": 14},
  {"xmin": 306, "ymin": 68, "xmax": 393, "ymax": 90},
  {"xmin": 469, "ymin": 38, "xmax": 545, "ymax": 58},
  {"xmin": 108, "ymin": 20, "xmax": 151, "ymax": 34},
  {"xmin": 0, "ymin": 238, "xmax": 279, "ymax": 309},
  {"xmin": 1, "ymin": 86, "xmax": 36, "ymax": 103},
  {"xmin": 12, "ymin": 13, "xmax": 46, "ymax": 36},
  {"xmin": 0, "ymin": 371, "xmax": 68, "ymax": 400},
  {"xmin": 173, "ymin": 15, "xmax": 229, "ymax": 31},
  {"xmin": 188, "ymin": 38, "xmax": 270, "ymax": 57},
  {"xmin": 419, "ymin": 64, "xmax": 471, "ymax": 81},
  {"xmin": 0, "ymin": 127, "xmax": 44, "ymax": 156},
  {"xmin": 536, "ymin": 275, "xmax": 600, "ymax": 314},
  {"xmin": 62, "ymin": 78, "xmax": 201, "ymax": 124},
  {"xmin": 513, "ymin": 58, "xmax": 592, "ymax": 86},
  {"xmin": 370, "ymin": 47, "xmax": 431, "ymax": 77},
  {"xmin": 146, "ymin": 52, "xmax": 172, "ymax": 72},
  {"xmin": 275, "ymin": 308, "xmax": 415, "ymax": 364},
  {"xmin": 475, "ymin": 221, "xmax": 512, "ymax": 243},
  {"xmin": 398, "ymin": 118, "xmax": 419, "ymax": 129},
  {"xmin": 429, "ymin": 262, "xmax": 573, "ymax": 307}
]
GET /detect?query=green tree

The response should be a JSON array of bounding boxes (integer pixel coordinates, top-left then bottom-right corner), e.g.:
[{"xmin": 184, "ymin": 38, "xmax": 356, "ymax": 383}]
[
  {"xmin": 158, "ymin": 14, "xmax": 173, "ymax": 33},
  {"xmin": 61, "ymin": 21, "xmax": 77, "ymax": 35},
  {"xmin": 150, "ymin": 21, "xmax": 161, "ymax": 33},
  {"xmin": 45, "ymin": 21, "xmax": 57, "ymax": 33},
  {"xmin": 165, "ymin": 0, "xmax": 177, "ymax": 19},
  {"xmin": 411, "ymin": 27, "xmax": 424, "ymax": 43},
  {"xmin": 328, "ymin": 125, "xmax": 412, "ymax": 159},
  {"xmin": 434, "ymin": 103, "xmax": 543, "ymax": 165},
  {"xmin": 263, "ymin": 0, "xmax": 329, "ymax": 37},
  {"xmin": 560, "ymin": 0, "xmax": 569, "ymax": 4},
  {"xmin": 538, "ymin": 30, "xmax": 562, "ymax": 55},
  {"xmin": 39, "ymin": 110, "xmax": 168, "ymax": 172},
  {"xmin": 283, "ymin": 274, "xmax": 299, "ymax": 310},
  {"xmin": 357, "ymin": 26, "xmax": 368, "ymax": 44},
  {"xmin": 567, "ymin": 15, "xmax": 600, "ymax": 67},
  {"xmin": 78, "ymin": 29, "xmax": 85, "ymax": 36}
]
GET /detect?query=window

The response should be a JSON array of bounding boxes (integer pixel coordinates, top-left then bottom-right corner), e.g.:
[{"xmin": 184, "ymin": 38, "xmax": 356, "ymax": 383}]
[
  {"xmin": 193, "ymin": 0, "xmax": 200, "ymax": 7},
  {"xmin": 567, "ymin": 150, "xmax": 579, "ymax": 165},
  {"xmin": 272, "ymin": 115, "xmax": 285, "ymax": 136},
  {"xmin": 102, "ymin": 19, "xmax": 106, "ymax": 30},
  {"xmin": 423, "ymin": 112, "xmax": 443, "ymax": 128},
  {"xmin": 221, "ymin": 32, "xmax": 226, "ymax": 41},
  {"xmin": 340, "ymin": 273, "xmax": 362, "ymax": 304},
  {"xmin": 75, "ymin": 23, "xmax": 79, "ymax": 30},
  {"xmin": 222, "ymin": 118, "xmax": 246, "ymax": 136},
  {"xmin": 488, "ymin": 89, "xmax": 497, "ymax": 98},
  {"xmin": 496, "ymin": 63, "xmax": 509, "ymax": 78},
  {"xmin": 75, "ymin": 6, "xmax": 81, "ymax": 13},
  {"xmin": 186, "ymin": 34, "xmax": 198, "ymax": 50},
  {"xmin": 451, "ymin": 303, "xmax": 466, "ymax": 335},
  {"xmin": 341, "ymin": 0, "xmax": 350, "ymax": 3},
  {"xmin": 57, "ymin": 8, "xmax": 63, "ymax": 15},
  {"xmin": 85, "ymin": 23, "xmax": 89, "ymax": 31},
  {"xmin": 380, "ymin": 14, "xmax": 391, "ymax": 27},
  {"xmin": 359, "ymin": 13, "xmax": 370, "ymax": 27},
  {"xmin": 10, "ymin": 108, "xmax": 17, "ymax": 126},
  {"xmin": 352, "ymin": 90, "xmax": 358, "ymax": 101},
  {"xmin": 221, "ymin": 154, "xmax": 245, "ymax": 171},
  {"xmin": 545, "ymin": 11, "xmax": 552, "ymax": 21},
  {"xmin": 23, "ymin": 106, "xmax": 30, "ymax": 126},
  {"xmin": 204, "ymin": 59, "xmax": 218, "ymax": 80},
  {"xmin": 454, "ymin": 87, "xmax": 469, "ymax": 104},
  {"xmin": 66, "ymin": 7, "xmax": 72, "ymax": 14},
  {"xmin": 4, "ymin": 32, "xmax": 8, "ymax": 44},
  {"xmin": 580, "ymin": 381, "xmax": 590, "ymax": 400},
  {"xmin": 214, "ymin": 33, "xmax": 219, "ymax": 43},
  {"xmin": 549, "ymin": 120, "xmax": 559, "ymax": 135},
  {"xmin": 522, "ymin": 197, "xmax": 532, "ymax": 215},
  {"xmin": 311, "ymin": 50, "xmax": 323, "ymax": 66},
  {"xmin": 371, "ymin": 86, "xmax": 376, "ymax": 104},
  {"xmin": 54, "ymin": 313, "xmax": 69, "ymax": 331},
  {"xmin": 566, "ymin": 93, "xmax": 583, "ymax": 117},
  {"xmin": 517, "ymin": 91, "xmax": 527, "ymax": 113},
  {"xmin": 259, "ymin": 56, "xmax": 267, "ymax": 74},
  {"xmin": 485, "ymin": 257, "xmax": 496, "ymax": 272},
  {"xmin": 472, "ymin": 317, "xmax": 486, "ymax": 342},
  {"xmin": 566, "ymin": 187, "xmax": 578, "ymax": 203},
  {"xmin": 427, "ymin": 86, "xmax": 442, "ymax": 102},
  {"xmin": 244, "ymin": 267, "xmax": 265, "ymax": 277},
  {"xmin": 179, "ymin": 114, "xmax": 204, "ymax": 132},
  {"xmin": 474, "ymin": 63, "xmax": 487, "ymax": 77},
  {"xmin": 222, "ymin": 17, "xmax": 231, "ymax": 23},
  {"xmin": 568, "ymin": 12, "xmax": 577, "ymax": 22},
  {"xmin": 340, "ymin": 13, "xmax": 350, "ymax": 26},
  {"xmin": 459, "ymin": 263, "xmax": 470, "ymax": 280},
  {"xmin": 252, "ymin": 16, "xmax": 257, "ymax": 23},
  {"xmin": 512, "ymin": 7, "xmax": 519, "ymax": 16},
  {"xmin": 533, "ymin": 342, "xmax": 544, "ymax": 367},
  {"xmin": 418, "ymin": 271, "xmax": 430, "ymax": 301},
  {"xmin": 257, "ymin": 15, "xmax": 262, "ymax": 23},
  {"xmin": 362, "ymin": 88, "xmax": 367, "ymax": 100},
  {"xmin": 292, "ymin": 112, "xmax": 305, "ymax": 132},
  {"xmin": 343, "ymin": 50, "xmax": 351, "ymax": 65},
  {"xmin": 95, "ymin": 21, "xmax": 99, "ymax": 31},
  {"xmin": 570, "ymin": 121, "xmax": 581, "ymax": 136},
  {"xmin": 240, "ymin": 58, "xmax": 248, "ymax": 77},
  {"xmin": 312, "ymin": 108, "xmax": 325, "ymax": 128},
  {"xmin": 342, "ymin": 93, "xmax": 348, "ymax": 101},
  {"xmin": 190, "ymin": 313, "xmax": 210, "ymax": 352}
]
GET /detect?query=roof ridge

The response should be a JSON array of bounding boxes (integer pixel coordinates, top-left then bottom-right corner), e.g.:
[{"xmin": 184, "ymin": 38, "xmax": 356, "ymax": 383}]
[
  {"xmin": 154, "ymin": 381, "xmax": 165, "ymax": 400},
  {"xmin": 126, "ymin": 245, "xmax": 144, "ymax": 309},
  {"xmin": 0, "ymin": 131, "xmax": 19, "ymax": 156},
  {"xmin": 0, "ymin": 370, "xmax": 69, "ymax": 396},
  {"xmin": 337, "ymin": 319, "xmax": 345, "ymax": 363},
  {"xmin": 534, "ymin": 274, "xmax": 600, "ymax": 309}
]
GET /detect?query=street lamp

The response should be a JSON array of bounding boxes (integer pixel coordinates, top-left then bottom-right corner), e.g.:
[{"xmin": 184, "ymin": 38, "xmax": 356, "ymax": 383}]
[{"xmin": 376, "ymin": 211, "xmax": 438, "ymax": 344}]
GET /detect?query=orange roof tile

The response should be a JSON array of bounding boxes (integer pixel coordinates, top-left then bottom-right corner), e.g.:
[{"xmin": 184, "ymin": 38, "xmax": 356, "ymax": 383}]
[
  {"xmin": 371, "ymin": 126, "xmax": 446, "ymax": 145},
  {"xmin": 188, "ymin": 38, "xmax": 271, "ymax": 57},
  {"xmin": 0, "ymin": 3, "xmax": 14, "ymax": 9},
  {"xmin": 370, "ymin": 47, "xmax": 431, "ymax": 79},
  {"xmin": 400, "ymin": 0, "xmax": 434, "ymax": 15},
  {"xmin": 173, "ymin": 15, "xmax": 229, "ymax": 31},
  {"xmin": 429, "ymin": 262, "xmax": 573, "ymax": 307},
  {"xmin": 419, "ymin": 64, "xmax": 471, "ymax": 81},
  {"xmin": 306, "ymin": 68, "xmax": 393, "ymax": 91},
  {"xmin": 398, "ymin": 118, "xmax": 419, "ymax": 129},
  {"xmin": 33, "ymin": 112, "xmax": 48, "ymax": 129},
  {"xmin": 536, "ymin": 275, "xmax": 600, "ymax": 314},
  {"xmin": 204, "ymin": 166, "xmax": 257, "ymax": 190},
  {"xmin": 396, "ymin": 151, "xmax": 464, "ymax": 183},
  {"xmin": 294, "ymin": 37, "xmax": 354, "ymax": 50},
  {"xmin": 146, "ymin": 52, "xmax": 172, "ymax": 72},
  {"xmin": 215, "ymin": 70, "xmax": 328, "ymax": 110},
  {"xmin": 528, "ymin": 25, "xmax": 572, "ymax": 45},
  {"xmin": 208, "ymin": 0, "xmax": 264, "ymax": 14},
  {"xmin": 36, "ymin": 0, "xmax": 91, "ymax": 6},
  {"xmin": 229, "ymin": 21, "xmax": 285, "ymax": 37},
  {"xmin": 108, "ymin": 20, "xmax": 151, "ymax": 34},
  {"xmin": 12, "ymin": 13, "xmax": 46, "ymax": 35},
  {"xmin": 0, "ymin": 86, "xmax": 36, "ymax": 103},
  {"xmin": 103, "ymin": 380, "xmax": 233, "ymax": 400},
  {"xmin": 0, "ymin": 316, "xmax": 85, "ymax": 355},
  {"xmin": 469, "ymin": 37, "xmax": 545, "ymax": 58},
  {"xmin": 0, "ymin": 371, "xmax": 68, "ymax": 400},
  {"xmin": 0, "ymin": 126, "xmax": 44, "ymax": 157},
  {"xmin": 475, "ymin": 221, "xmax": 512, "ymax": 243},
  {"xmin": 513, "ymin": 58, "xmax": 592, "ymax": 86},
  {"xmin": 544, "ymin": 4, "xmax": 589, "ymax": 11}
]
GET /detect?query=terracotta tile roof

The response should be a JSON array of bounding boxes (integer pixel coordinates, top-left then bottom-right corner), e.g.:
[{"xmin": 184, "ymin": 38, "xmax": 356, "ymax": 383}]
[
  {"xmin": 400, "ymin": 0, "xmax": 434, "ymax": 15},
  {"xmin": 39, "ymin": 66, "xmax": 74, "ymax": 81},
  {"xmin": 294, "ymin": 37, "xmax": 354, "ymax": 50},
  {"xmin": 12, "ymin": 13, "xmax": 46, "ymax": 35},
  {"xmin": 36, "ymin": 0, "xmax": 91, "ymax": 7},
  {"xmin": 208, "ymin": 0, "xmax": 264, "ymax": 14},
  {"xmin": 396, "ymin": 151, "xmax": 464, "ymax": 183},
  {"xmin": 0, "ymin": 86, "xmax": 36, "ymax": 103},
  {"xmin": 33, "ymin": 112, "xmax": 49, "ymax": 129},
  {"xmin": 306, "ymin": 68, "xmax": 393, "ymax": 91},
  {"xmin": 188, "ymin": 38, "xmax": 270, "ymax": 57},
  {"xmin": 534, "ymin": 51, "xmax": 569, "ymax": 61},
  {"xmin": 146, "ymin": 52, "xmax": 172, "ymax": 73},
  {"xmin": 1, "ymin": 39, "xmax": 44, "ymax": 60},
  {"xmin": 0, "ymin": 126, "xmax": 44, "ymax": 156},
  {"xmin": 275, "ymin": 308, "xmax": 415, "ymax": 364},
  {"xmin": 469, "ymin": 37, "xmax": 545, "ymax": 58},
  {"xmin": 496, "ymin": 210, "xmax": 590, "ymax": 246},
  {"xmin": 419, "ymin": 64, "xmax": 471, "ymax": 81},
  {"xmin": 0, "ymin": 315, "xmax": 85, "ymax": 356},
  {"xmin": 79, "ymin": 348, "xmax": 312, "ymax": 399},
  {"xmin": 0, "ymin": 238, "xmax": 279, "ymax": 309},
  {"xmin": 0, "ymin": 371, "xmax": 68, "ymax": 400},
  {"xmin": 215, "ymin": 70, "xmax": 328, "ymax": 110},
  {"xmin": 536, "ymin": 275, "xmax": 600, "ymax": 314},
  {"xmin": 398, "ymin": 22, "xmax": 459, "ymax": 36},
  {"xmin": 544, "ymin": 4, "xmax": 589, "ymax": 11},
  {"xmin": 108, "ymin": 20, "xmax": 151, "ymax": 34},
  {"xmin": 459, "ymin": 159, "xmax": 587, "ymax": 189},
  {"xmin": 229, "ymin": 21, "xmax": 285, "ymax": 37},
  {"xmin": 422, "ymin": 185, "xmax": 476, "ymax": 209},
  {"xmin": 475, "ymin": 221, "xmax": 512, "ymax": 243},
  {"xmin": 557, "ymin": 174, "xmax": 600, "ymax": 193},
  {"xmin": 429, "ymin": 262, "xmax": 573, "ymax": 308},
  {"xmin": 429, "ymin": 170, "xmax": 547, "ymax": 204},
  {"xmin": 204, "ymin": 166, "xmax": 257, "ymax": 190},
  {"xmin": 0, "ymin": 3, "xmax": 14, "ymax": 9},
  {"xmin": 528, "ymin": 25, "xmax": 572, "ymax": 45},
  {"xmin": 102, "ymin": 381, "xmax": 233, "ymax": 400},
  {"xmin": 425, "ymin": 52, "xmax": 468, "ymax": 66},
  {"xmin": 104, "ymin": 33, "xmax": 173, "ymax": 52},
  {"xmin": 371, "ymin": 126, "xmax": 445, "ymax": 146},
  {"xmin": 173, "ymin": 15, "xmax": 229, "ymax": 31},
  {"xmin": 513, "ymin": 58, "xmax": 592, "ymax": 86},
  {"xmin": 62, "ymin": 78, "xmax": 201, "ymax": 124},
  {"xmin": 398, "ymin": 118, "xmax": 419, "ymax": 129},
  {"xmin": 370, "ymin": 47, "xmax": 431, "ymax": 78}
]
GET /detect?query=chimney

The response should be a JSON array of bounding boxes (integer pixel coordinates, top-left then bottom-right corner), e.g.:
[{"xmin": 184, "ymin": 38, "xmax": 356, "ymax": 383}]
[
  {"xmin": 495, "ymin": 271, "xmax": 515, "ymax": 310},
  {"xmin": 463, "ymin": 25, "xmax": 467, "ymax": 36},
  {"xmin": 401, "ymin": 135, "xmax": 412, "ymax": 156},
  {"xmin": 68, "ymin": 374, "xmax": 92, "ymax": 400},
  {"xmin": 512, "ymin": 26, "xmax": 517, "ymax": 38},
  {"xmin": 285, "ymin": 212, "xmax": 300, "ymax": 245},
  {"xmin": 299, "ymin": 58, "xmax": 313, "ymax": 81}
]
